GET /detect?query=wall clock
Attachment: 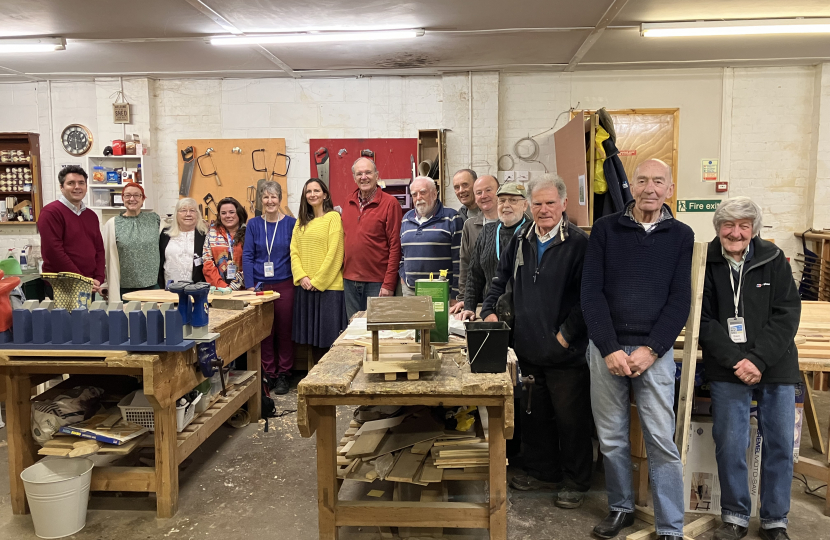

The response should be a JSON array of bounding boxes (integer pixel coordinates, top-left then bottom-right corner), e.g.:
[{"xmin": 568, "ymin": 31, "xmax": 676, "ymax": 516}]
[{"xmin": 61, "ymin": 124, "xmax": 93, "ymax": 156}]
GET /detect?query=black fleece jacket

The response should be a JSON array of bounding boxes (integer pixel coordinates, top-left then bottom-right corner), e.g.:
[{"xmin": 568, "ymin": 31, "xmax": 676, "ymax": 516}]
[
  {"xmin": 481, "ymin": 213, "xmax": 589, "ymax": 367},
  {"xmin": 699, "ymin": 236, "xmax": 801, "ymax": 385}
]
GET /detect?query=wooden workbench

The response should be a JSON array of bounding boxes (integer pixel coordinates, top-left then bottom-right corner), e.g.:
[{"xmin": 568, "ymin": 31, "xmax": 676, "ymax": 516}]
[
  {"xmin": 0, "ymin": 302, "xmax": 273, "ymax": 518},
  {"xmin": 297, "ymin": 341, "xmax": 514, "ymax": 539}
]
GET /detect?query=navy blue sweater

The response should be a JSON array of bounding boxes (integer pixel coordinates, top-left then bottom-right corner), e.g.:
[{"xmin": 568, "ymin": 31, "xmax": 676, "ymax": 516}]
[
  {"xmin": 399, "ymin": 201, "xmax": 464, "ymax": 296},
  {"xmin": 581, "ymin": 205, "xmax": 694, "ymax": 357},
  {"xmin": 242, "ymin": 215, "xmax": 296, "ymax": 288}
]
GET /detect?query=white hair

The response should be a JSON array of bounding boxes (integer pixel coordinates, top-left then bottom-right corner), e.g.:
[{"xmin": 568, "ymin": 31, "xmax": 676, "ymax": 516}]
[
  {"xmin": 713, "ymin": 196, "xmax": 763, "ymax": 236},
  {"xmin": 410, "ymin": 176, "xmax": 437, "ymax": 194},
  {"xmin": 168, "ymin": 197, "xmax": 207, "ymax": 237},
  {"xmin": 528, "ymin": 173, "xmax": 567, "ymax": 201}
]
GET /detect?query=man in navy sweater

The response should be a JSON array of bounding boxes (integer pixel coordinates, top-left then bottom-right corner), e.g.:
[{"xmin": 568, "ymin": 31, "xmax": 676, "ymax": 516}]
[
  {"xmin": 582, "ymin": 159, "xmax": 693, "ymax": 540},
  {"xmin": 399, "ymin": 176, "xmax": 464, "ymax": 299},
  {"xmin": 482, "ymin": 174, "xmax": 592, "ymax": 509}
]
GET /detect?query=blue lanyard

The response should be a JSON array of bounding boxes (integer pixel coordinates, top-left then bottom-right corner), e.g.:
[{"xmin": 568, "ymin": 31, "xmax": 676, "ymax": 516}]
[
  {"xmin": 496, "ymin": 217, "xmax": 526, "ymax": 260},
  {"xmin": 226, "ymin": 232, "xmax": 234, "ymax": 253}
]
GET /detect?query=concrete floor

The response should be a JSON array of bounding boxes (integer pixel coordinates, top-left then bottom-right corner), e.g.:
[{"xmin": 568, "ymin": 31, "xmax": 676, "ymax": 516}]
[{"xmin": 0, "ymin": 377, "xmax": 829, "ymax": 540}]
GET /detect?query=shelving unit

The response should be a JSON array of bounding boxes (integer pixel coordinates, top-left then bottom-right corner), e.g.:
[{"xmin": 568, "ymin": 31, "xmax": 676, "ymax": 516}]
[
  {"xmin": 85, "ymin": 154, "xmax": 153, "ymax": 211},
  {"xmin": 417, "ymin": 129, "xmax": 447, "ymax": 204},
  {"xmin": 0, "ymin": 132, "xmax": 44, "ymax": 225}
]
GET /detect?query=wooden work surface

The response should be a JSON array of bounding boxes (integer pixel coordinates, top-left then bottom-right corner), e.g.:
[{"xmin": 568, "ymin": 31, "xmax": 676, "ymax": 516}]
[
  {"xmin": 122, "ymin": 289, "xmax": 280, "ymax": 306},
  {"xmin": 366, "ymin": 296, "xmax": 436, "ymax": 331},
  {"xmin": 297, "ymin": 335, "xmax": 513, "ymax": 539},
  {"xmin": 0, "ymin": 302, "xmax": 274, "ymax": 519}
]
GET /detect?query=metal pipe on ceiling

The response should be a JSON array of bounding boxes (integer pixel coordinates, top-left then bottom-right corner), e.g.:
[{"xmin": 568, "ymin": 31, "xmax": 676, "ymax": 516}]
[{"xmin": 469, "ymin": 71, "xmax": 473, "ymax": 169}]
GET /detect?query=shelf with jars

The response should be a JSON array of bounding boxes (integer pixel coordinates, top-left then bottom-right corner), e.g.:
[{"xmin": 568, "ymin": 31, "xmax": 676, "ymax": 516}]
[{"xmin": 0, "ymin": 133, "xmax": 43, "ymax": 224}]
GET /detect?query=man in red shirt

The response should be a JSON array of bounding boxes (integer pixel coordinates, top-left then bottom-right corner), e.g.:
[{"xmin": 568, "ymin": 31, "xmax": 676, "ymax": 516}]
[
  {"xmin": 38, "ymin": 165, "xmax": 105, "ymax": 294},
  {"xmin": 341, "ymin": 157, "xmax": 402, "ymax": 320}
]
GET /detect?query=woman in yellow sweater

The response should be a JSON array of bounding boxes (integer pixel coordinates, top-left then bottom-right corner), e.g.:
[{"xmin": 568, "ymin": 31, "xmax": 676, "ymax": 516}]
[{"xmin": 291, "ymin": 178, "xmax": 347, "ymax": 358}]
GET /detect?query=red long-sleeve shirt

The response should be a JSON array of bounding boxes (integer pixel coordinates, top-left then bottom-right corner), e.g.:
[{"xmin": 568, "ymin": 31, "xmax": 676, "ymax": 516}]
[
  {"xmin": 341, "ymin": 188, "xmax": 402, "ymax": 291},
  {"xmin": 38, "ymin": 200, "xmax": 106, "ymax": 283}
]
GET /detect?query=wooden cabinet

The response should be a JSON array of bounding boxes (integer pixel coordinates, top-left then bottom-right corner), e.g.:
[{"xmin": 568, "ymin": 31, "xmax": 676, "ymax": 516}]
[
  {"xmin": 417, "ymin": 129, "xmax": 447, "ymax": 204},
  {"xmin": 0, "ymin": 132, "xmax": 44, "ymax": 225}
]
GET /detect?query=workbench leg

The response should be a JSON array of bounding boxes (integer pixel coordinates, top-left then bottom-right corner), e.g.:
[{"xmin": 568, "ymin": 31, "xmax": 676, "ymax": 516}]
[
  {"xmin": 247, "ymin": 342, "xmax": 262, "ymax": 422},
  {"xmin": 632, "ymin": 456, "xmax": 649, "ymax": 507},
  {"xmin": 6, "ymin": 373, "xmax": 36, "ymax": 514},
  {"xmin": 802, "ymin": 372, "xmax": 825, "ymax": 455},
  {"xmin": 487, "ymin": 405, "xmax": 507, "ymax": 540},
  {"xmin": 154, "ymin": 404, "xmax": 179, "ymax": 518},
  {"xmin": 315, "ymin": 405, "xmax": 339, "ymax": 539}
]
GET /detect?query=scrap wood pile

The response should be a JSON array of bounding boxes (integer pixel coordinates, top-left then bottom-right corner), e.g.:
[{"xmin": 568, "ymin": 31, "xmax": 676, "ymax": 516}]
[
  {"xmin": 337, "ymin": 406, "xmax": 490, "ymax": 486},
  {"xmin": 794, "ymin": 301, "xmax": 830, "ymax": 360}
]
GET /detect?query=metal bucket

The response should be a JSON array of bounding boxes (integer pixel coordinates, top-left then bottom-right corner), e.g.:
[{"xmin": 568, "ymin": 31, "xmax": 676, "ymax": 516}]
[{"xmin": 20, "ymin": 458, "xmax": 94, "ymax": 539}]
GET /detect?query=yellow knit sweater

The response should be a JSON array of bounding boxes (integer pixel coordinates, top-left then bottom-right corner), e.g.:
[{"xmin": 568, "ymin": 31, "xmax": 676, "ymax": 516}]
[{"xmin": 290, "ymin": 211, "xmax": 345, "ymax": 291}]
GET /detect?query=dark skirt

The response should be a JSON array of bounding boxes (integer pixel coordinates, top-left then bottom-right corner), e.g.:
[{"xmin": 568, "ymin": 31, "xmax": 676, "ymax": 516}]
[{"xmin": 292, "ymin": 287, "xmax": 348, "ymax": 348}]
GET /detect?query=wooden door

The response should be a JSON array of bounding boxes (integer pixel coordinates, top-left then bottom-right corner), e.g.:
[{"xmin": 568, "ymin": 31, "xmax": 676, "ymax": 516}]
[{"xmin": 553, "ymin": 112, "xmax": 590, "ymax": 226}]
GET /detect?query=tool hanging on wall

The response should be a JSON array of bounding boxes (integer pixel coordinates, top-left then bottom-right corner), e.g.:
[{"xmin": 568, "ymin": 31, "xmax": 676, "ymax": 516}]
[
  {"xmin": 203, "ymin": 193, "xmax": 218, "ymax": 222},
  {"xmin": 314, "ymin": 147, "xmax": 330, "ymax": 187},
  {"xmin": 269, "ymin": 152, "xmax": 291, "ymax": 180},
  {"xmin": 197, "ymin": 148, "xmax": 222, "ymax": 186},
  {"xmin": 361, "ymin": 149, "xmax": 375, "ymax": 160},
  {"xmin": 252, "ymin": 149, "xmax": 269, "ymax": 216},
  {"xmin": 179, "ymin": 146, "xmax": 195, "ymax": 197},
  {"xmin": 246, "ymin": 186, "xmax": 256, "ymax": 214}
]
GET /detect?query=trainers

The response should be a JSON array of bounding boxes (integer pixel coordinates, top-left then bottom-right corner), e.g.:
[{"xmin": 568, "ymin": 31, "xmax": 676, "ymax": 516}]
[
  {"xmin": 712, "ymin": 523, "xmax": 748, "ymax": 540},
  {"xmin": 273, "ymin": 374, "xmax": 290, "ymax": 395},
  {"xmin": 554, "ymin": 489, "xmax": 584, "ymax": 509},
  {"xmin": 759, "ymin": 528, "xmax": 790, "ymax": 540},
  {"xmin": 509, "ymin": 474, "xmax": 560, "ymax": 491}
]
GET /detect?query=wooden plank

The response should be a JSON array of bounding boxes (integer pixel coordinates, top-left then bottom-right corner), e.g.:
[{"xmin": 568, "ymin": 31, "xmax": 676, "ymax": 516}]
[
  {"xmin": 338, "ymin": 440, "xmax": 355, "ymax": 456},
  {"xmin": 90, "ymin": 466, "xmax": 156, "ymax": 492},
  {"xmin": 355, "ymin": 415, "xmax": 406, "ymax": 435},
  {"xmin": 802, "ymin": 372, "xmax": 826, "ymax": 454},
  {"xmin": 626, "ymin": 526, "xmax": 656, "ymax": 540},
  {"xmin": 246, "ymin": 342, "xmax": 262, "ymax": 422},
  {"xmin": 683, "ymin": 515, "xmax": 717, "ymax": 537},
  {"xmin": 366, "ymin": 296, "xmax": 436, "ymax": 330},
  {"xmin": 634, "ymin": 505, "xmax": 655, "ymax": 525},
  {"xmin": 488, "ymin": 405, "xmax": 507, "ymax": 540},
  {"xmin": 334, "ymin": 501, "xmax": 489, "ymax": 528},
  {"xmin": 315, "ymin": 406, "xmax": 339, "ymax": 538},
  {"xmin": 153, "ymin": 397, "xmax": 179, "ymax": 518},
  {"xmin": 362, "ymin": 354, "xmax": 442, "ymax": 375},
  {"xmin": 675, "ymin": 241, "xmax": 707, "ymax": 462},
  {"xmin": 413, "ymin": 487, "xmax": 444, "ymax": 538},
  {"xmin": 793, "ymin": 456, "xmax": 829, "ymax": 481},
  {"xmin": 337, "ymin": 456, "xmax": 355, "ymax": 467},
  {"xmin": 6, "ymin": 373, "xmax": 35, "ymax": 514},
  {"xmin": 386, "ymin": 449, "xmax": 427, "ymax": 482},
  {"xmin": 418, "ymin": 458, "xmax": 444, "ymax": 483},
  {"xmin": 0, "ymin": 349, "xmax": 127, "ymax": 358},
  {"xmin": 346, "ymin": 428, "xmax": 387, "ymax": 458},
  {"xmin": 411, "ymin": 438, "xmax": 435, "ymax": 455}
]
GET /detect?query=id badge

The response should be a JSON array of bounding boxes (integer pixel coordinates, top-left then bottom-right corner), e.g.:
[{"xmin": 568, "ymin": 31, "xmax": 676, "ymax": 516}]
[
  {"xmin": 264, "ymin": 262, "xmax": 274, "ymax": 277},
  {"xmin": 727, "ymin": 317, "xmax": 747, "ymax": 343},
  {"xmin": 226, "ymin": 262, "xmax": 237, "ymax": 279},
  {"xmin": 193, "ymin": 257, "xmax": 202, "ymax": 267}
]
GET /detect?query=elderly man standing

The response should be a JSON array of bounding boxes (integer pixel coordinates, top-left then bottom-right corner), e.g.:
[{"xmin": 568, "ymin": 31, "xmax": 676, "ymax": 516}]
[
  {"xmin": 481, "ymin": 174, "xmax": 592, "ymax": 508},
  {"xmin": 457, "ymin": 182, "xmax": 528, "ymax": 320},
  {"xmin": 582, "ymin": 159, "xmax": 693, "ymax": 540},
  {"xmin": 342, "ymin": 157, "xmax": 403, "ymax": 320},
  {"xmin": 699, "ymin": 197, "xmax": 800, "ymax": 540},
  {"xmin": 453, "ymin": 168, "xmax": 479, "ymax": 221},
  {"xmin": 38, "ymin": 165, "xmax": 105, "ymax": 294},
  {"xmin": 451, "ymin": 175, "xmax": 499, "ymax": 313},
  {"xmin": 399, "ymin": 176, "xmax": 464, "ymax": 298}
]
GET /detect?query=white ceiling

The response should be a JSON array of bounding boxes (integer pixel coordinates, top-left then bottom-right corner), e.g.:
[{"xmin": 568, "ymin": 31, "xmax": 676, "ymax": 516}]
[{"xmin": 0, "ymin": 0, "xmax": 829, "ymax": 80}]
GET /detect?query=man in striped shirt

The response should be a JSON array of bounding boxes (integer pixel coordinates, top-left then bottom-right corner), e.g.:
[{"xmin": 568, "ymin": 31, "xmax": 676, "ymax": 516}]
[{"xmin": 399, "ymin": 176, "xmax": 464, "ymax": 300}]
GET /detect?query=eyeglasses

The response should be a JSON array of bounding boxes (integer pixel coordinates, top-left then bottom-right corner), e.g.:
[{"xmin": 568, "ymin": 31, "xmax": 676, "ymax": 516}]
[
  {"xmin": 123, "ymin": 194, "xmax": 142, "ymax": 200},
  {"xmin": 498, "ymin": 197, "xmax": 524, "ymax": 205}
]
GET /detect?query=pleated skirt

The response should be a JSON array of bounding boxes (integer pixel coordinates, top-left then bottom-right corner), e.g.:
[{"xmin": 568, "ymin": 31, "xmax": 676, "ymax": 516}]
[{"xmin": 291, "ymin": 286, "xmax": 348, "ymax": 348}]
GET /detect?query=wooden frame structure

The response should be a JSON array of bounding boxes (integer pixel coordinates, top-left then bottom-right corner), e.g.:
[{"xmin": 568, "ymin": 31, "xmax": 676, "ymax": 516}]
[{"xmin": 0, "ymin": 302, "xmax": 272, "ymax": 518}]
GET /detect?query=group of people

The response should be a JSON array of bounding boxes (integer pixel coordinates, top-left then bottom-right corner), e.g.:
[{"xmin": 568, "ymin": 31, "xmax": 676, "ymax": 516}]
[{"xmin": 38, "ymin": 155, "xmax": 799, "ymax": 540}]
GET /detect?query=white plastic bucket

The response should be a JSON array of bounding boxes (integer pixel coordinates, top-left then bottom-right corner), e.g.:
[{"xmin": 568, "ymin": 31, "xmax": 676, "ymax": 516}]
[{"xmin": 20, "ymin": 458, "xmax": 94, "ymax": 539}]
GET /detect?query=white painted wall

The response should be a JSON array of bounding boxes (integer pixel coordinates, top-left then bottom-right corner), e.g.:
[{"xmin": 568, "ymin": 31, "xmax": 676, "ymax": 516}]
[{"xmin": 0, "ymin": 66, "xmax": 828, "ymax": 272}]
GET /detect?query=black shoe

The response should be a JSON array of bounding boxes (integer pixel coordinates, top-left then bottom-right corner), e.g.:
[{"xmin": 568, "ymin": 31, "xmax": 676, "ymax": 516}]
[
  {"xmin": 273, "ymin": 374, "xmax": 289, "ymax": 395},
  {"xmin": 657, "ymin": 537, "xmax": 683, "ymax": 540},
  {"xmin": 554, "ymin": 489, "xmax": 584, "ymax": 509},
  {"xmin": 712, "ymin": 523, "xmax": 748, "ymax": 540},
  {"xmin": 759, "ymin": 528, "xmax": 790, "ymax": 540},
  {"xmin": 264, "ymin": 374, "xmax": 277, "ymax": 391},
  {"xmin": 593, "ymin": 511, "xmax": 635, "ymax": 539},
  {"xmin": 509, "ymin": 474, "xmax": 560, "ymax": 491}
]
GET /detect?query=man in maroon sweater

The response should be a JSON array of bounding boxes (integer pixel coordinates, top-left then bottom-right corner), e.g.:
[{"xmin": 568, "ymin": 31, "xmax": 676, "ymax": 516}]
[
  {"xmin": 341, "ymin": 157, "xmax": 402, "ymax": 320},
  {"xmin": 38, "ymin": 165, "xmax": 105, "ymax": 293}
]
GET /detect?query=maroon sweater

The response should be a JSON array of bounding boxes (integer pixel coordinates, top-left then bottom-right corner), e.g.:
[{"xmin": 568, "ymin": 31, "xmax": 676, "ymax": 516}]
[
  {"xmin": 38, "ymin": 200, "xmax": 105, "ymax": 283},
  {"xmin": 341, "ymin": 188, "xmax": 402, "ymax": 291}
]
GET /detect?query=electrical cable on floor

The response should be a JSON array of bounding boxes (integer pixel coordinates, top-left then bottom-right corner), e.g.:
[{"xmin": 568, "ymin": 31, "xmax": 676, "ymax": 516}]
[
  {"xmin": 793, "ymin": 473, "xmax": 827, "ymax": 499},
  {"xmin": 274, "ymin": 409, "xmax": 297, "ymax": 418}
]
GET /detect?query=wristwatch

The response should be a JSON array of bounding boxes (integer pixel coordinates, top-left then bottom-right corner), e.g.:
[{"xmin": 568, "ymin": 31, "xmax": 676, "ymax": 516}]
[{"xmin": 646, "ymin": 346, "xmax": 659, "ymax": 359}]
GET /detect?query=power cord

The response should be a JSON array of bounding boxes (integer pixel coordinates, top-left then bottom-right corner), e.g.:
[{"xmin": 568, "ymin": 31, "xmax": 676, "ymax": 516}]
[{"xmin": 793, "ymin": 473, "xmax": 827, "ymax": 499}]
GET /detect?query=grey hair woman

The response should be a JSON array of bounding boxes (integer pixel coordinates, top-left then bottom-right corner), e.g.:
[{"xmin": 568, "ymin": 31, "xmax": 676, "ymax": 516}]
[
  {"xmin": 698, "ymin": 195, "xmax": 801, "ymax": 540},
  {"xmin": 158, "ymin": 197, "xmax": 207, "ymax": 288}
]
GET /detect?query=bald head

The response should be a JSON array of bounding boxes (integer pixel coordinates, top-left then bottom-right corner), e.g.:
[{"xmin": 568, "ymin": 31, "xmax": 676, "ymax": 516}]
[
  {"xmin": 473, "ymin": 175, "xmax": 499, "ymax": 218},
  {"xmin": 352, "ymin": 157, "xmax": 379, "ymax": 195},
  {"xmin": 631, "ymin": 158, "xmax": 674, "ymax": 217}
]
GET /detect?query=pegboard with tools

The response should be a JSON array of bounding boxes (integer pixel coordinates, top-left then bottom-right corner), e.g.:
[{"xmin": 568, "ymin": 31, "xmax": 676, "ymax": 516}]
[
  {"xmin": 176, "ymin": 138, "xmax": 291, "ymax": 221},
  {"xmin": 309, "ymin": 138, "xmax": 417, "ymax": 209}
]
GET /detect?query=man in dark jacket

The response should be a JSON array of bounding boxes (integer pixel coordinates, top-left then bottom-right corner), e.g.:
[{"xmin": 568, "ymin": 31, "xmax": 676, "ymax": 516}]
[
  {"xmin": 482, "ymin": 174, "xmax": 591, "ymax": 509},
  {"xmin": 699, "ymin": 197, "xmax": 800, "ymax": 540},
  {"xmin": 582, "ymin": 159, "xmax": 693, "ymax": 540}
]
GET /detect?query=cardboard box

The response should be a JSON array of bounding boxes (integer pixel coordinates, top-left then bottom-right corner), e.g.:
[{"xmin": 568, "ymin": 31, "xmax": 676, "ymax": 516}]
[{"xmin": 683, "ymin": 417, "xmax": 761, "ymax": 516}]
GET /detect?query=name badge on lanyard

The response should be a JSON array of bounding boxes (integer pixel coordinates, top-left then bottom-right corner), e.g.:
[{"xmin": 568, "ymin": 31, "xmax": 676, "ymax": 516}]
[
  {"xmin": 225, "ymin": 233, "xmax": 237, "ymax": 279},
  {"xmin": 728, "ymin": 265, "xmax": 747, "ymax": 343},
  {"xmin": 264, "ymin": 216, "xmax": 279, "ymax": 279},
  {"xmin": 227, "ymin": 262, "xmax": 237, "ymax": 279}
]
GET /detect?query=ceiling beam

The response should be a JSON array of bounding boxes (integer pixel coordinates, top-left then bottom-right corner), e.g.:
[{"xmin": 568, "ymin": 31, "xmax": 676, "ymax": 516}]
[
  {"xmin": 564, "ymin": 0, "xmax": 630, "ymax": 72},
  {"xmin": 0, "ymin": 64, "xmax": 41, "ymax": 81},
  {"xmin": 182, "ymin": 0, "xmax": 297, "ymax": 78}
]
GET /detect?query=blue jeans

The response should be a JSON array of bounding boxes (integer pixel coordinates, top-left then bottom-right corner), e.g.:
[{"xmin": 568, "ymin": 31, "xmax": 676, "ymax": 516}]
[
  {"xmin": 344, "ymin": 279, "xmax": 382, "ymax": 320},
  {"xmin": 710, "ymin": 381, "xmax": 795, "ymax": 530},
  {"xmin": 588, "ymin": 341, "xmax": 685, "ymax": 537}
]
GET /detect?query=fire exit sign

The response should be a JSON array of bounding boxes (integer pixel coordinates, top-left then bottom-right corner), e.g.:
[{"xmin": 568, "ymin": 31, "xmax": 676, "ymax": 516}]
[{"xmin": 677, "ymin": 199, "xmax": 721, "ymax": 213}]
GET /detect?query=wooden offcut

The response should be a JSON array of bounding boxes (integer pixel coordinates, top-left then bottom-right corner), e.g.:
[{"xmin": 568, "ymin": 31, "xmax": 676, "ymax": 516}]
[{"xmin": 346, "ymin": 428, "xmax": 387, "ymax": 458}]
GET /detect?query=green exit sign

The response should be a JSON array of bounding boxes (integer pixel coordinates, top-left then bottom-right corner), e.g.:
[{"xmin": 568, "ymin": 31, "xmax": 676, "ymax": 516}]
[{"xmin": 677, "ymin": 199, "xmax": 721, "ymax": 213}]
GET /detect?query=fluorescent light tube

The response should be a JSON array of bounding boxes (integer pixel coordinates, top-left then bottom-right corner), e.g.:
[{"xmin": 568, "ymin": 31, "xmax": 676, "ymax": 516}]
[
  {"xmin": 0, "ymin": 37, "xmax": 66, "ymax": 53},
  {"xmin": 641, "ymin": 19, "xmax": 830, "ymax": 37},
  {"xmin": 211, "ymin": 29, "xmax": 424, "ymax": 46}
]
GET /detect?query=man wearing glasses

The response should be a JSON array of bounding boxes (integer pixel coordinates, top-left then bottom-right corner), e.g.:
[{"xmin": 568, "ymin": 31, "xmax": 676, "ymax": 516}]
[
  {"xmin": 456, "ymin": 182, "xmax": 528, "ymax": 321},
  {"xmin": 38, "ymin": 165, "xmax": 105, "ymax": 294}
]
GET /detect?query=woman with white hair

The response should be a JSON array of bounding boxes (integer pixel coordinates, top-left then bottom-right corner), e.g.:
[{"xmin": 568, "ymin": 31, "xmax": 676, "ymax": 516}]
[
  {"xmin": 158, "ymin": 197, "xmax": 207, "ymax": 287},
  {"xmin": 699, "ymin": 196, "xmax": 801, "ymax": 540}
]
